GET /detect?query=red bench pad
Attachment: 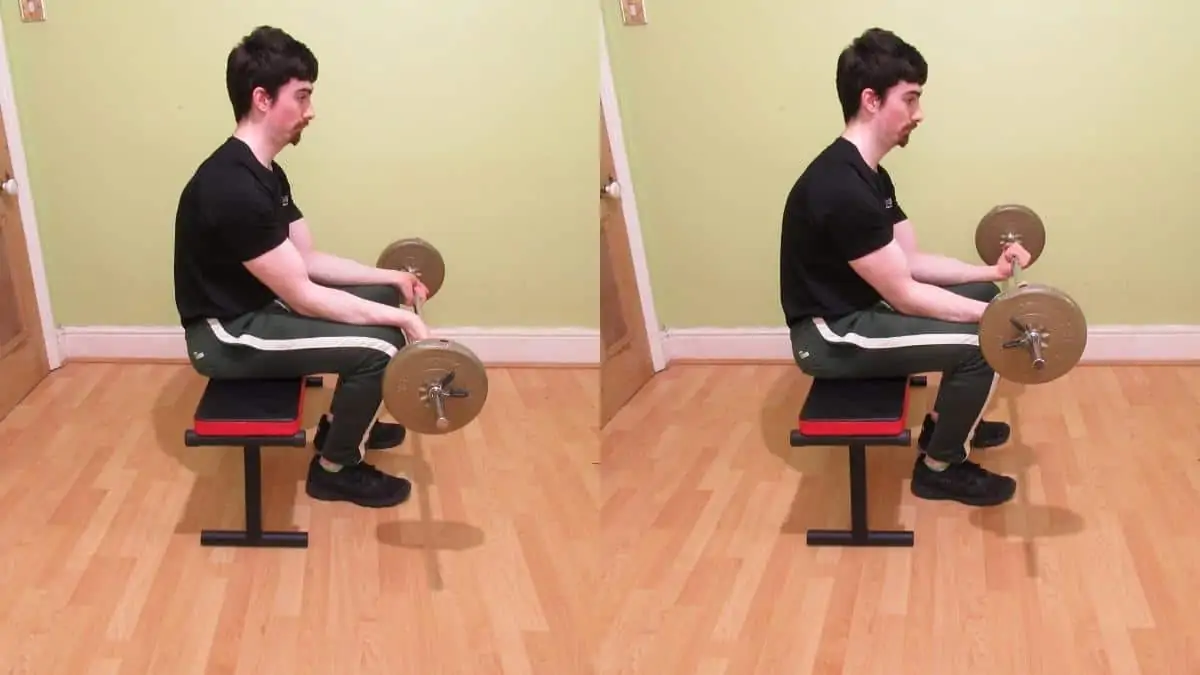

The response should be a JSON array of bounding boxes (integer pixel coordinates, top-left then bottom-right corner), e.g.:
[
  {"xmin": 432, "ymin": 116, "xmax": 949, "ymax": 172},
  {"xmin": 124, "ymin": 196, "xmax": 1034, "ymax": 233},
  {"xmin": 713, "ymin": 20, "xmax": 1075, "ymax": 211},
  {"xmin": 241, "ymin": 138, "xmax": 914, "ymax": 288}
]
[
  {"xmin": 191, "ymin": 378, "xmax": 307, "ymax": 438},
  {"xmin": 797, "ymin": 377, "xmax": 910, "ymax": 438}
]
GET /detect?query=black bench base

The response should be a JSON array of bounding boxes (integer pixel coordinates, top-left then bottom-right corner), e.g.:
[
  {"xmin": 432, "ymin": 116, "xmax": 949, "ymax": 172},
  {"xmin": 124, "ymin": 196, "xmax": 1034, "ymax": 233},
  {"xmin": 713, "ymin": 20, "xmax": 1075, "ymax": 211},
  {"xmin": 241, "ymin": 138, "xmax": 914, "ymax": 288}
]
[
  {"xmin": 803, "ymin": 442, "xmax": 914, "ymax": 548},
  {"xmin": 201, "ymin": 531, "xmax": 310, "ymax": 547},
  {"xmin": 184, "ymin": 375, "xmax": 323, "ymax": 549},
  {"xmin": 197, "ymin": 444, "xmax": 310, "ymax": 549},
  {"xmin": 791, "ymin": 375, "xmax": 926, "ymax": 548}
]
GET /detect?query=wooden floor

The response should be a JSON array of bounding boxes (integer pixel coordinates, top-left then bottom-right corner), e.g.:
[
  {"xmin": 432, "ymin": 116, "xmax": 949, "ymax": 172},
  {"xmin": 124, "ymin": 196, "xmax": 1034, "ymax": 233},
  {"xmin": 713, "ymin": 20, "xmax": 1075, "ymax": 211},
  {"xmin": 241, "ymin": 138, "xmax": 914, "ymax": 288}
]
[
  {"xmin": 7, "ymin": 362, "xmax": 1200, "ymax": 674},
  {"xmin": 599, "ymin": 363, "xmax": 1200, "ymax": 675},
  {"xmin": 0, "ymin": 362, "xmax": 598, "ymax": 675}
]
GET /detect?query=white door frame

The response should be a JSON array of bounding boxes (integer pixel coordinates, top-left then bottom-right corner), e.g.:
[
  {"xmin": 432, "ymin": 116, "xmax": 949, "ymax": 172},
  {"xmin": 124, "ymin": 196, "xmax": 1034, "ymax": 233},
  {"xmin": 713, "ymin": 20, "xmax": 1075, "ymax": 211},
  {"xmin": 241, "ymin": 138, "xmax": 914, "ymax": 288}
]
[
  {"xmin": 0, "ymin": 13, "xmax": 61, "ymax": 370},
  {"xmin": 599, "ymin": 15, "xmax": 666, "ymax": 372}
]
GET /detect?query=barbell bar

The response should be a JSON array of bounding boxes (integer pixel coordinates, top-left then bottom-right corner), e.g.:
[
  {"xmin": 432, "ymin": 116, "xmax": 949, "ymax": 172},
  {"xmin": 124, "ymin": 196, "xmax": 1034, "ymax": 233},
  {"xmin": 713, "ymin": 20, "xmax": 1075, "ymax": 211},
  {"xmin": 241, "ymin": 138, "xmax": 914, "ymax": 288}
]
[
  {"xmin": 372, "ymin": 237, "xmax": 489, "ymax": 434},
  {"xmin": 974, "ymin": 204, "xmax": 1088, "ymax": 385}
]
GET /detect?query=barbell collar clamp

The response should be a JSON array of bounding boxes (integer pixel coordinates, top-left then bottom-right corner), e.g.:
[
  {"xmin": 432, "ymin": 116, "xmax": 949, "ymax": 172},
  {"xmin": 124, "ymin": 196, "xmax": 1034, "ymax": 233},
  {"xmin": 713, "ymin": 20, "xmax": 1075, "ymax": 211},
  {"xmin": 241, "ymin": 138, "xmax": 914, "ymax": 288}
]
[
  {"xmin": 1000, "ymin": 325, "xmax": 1047, "ymax": 370},
  {"xmin": 420, "ymin": 371, "xmax": 474, "ymax": 432},
  {"xmin": 433, "ymin": 391, "xmax": 449, "ymax": 431},
  {"xmin": 1030, "ymin": 334, "xmax": 1046, "ymax": 369}
]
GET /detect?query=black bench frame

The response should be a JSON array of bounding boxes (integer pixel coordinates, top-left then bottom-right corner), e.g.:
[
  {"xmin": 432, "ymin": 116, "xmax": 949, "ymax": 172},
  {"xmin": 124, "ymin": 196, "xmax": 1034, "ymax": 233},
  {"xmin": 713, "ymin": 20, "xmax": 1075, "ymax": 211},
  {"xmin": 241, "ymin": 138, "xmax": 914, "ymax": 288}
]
[
  {"xmin": 790, "ymin": 375, "xmax": 927, "ymax": 548},
  {"xmin": 183, "ymin": 375, "xmax": 324, "ymax": 549}
]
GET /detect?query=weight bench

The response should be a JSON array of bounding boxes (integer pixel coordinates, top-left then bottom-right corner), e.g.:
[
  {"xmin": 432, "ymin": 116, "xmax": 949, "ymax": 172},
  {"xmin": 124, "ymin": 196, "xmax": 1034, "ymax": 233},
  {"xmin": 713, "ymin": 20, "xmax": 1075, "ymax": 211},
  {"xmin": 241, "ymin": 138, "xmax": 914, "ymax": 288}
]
[
  {"xmin": 790, "ymin": 374, "xmax": 927, "ymax": 547},
  {"xmin": 183, "ymin": 375, "xmax": 324, "ymax": 549}
]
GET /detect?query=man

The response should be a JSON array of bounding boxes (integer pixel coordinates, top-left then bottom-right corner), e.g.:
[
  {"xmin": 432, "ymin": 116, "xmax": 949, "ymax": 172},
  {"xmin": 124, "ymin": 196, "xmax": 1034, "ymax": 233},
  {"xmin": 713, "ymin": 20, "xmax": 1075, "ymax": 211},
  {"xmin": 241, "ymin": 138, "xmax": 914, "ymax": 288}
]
[
  {"xmin": 778, "ymin": 28, "xmax": 1032, "ymax": 507},
  {"xmin": 173, "ymin": 26, "xmax": 430, "ymax": 509}
]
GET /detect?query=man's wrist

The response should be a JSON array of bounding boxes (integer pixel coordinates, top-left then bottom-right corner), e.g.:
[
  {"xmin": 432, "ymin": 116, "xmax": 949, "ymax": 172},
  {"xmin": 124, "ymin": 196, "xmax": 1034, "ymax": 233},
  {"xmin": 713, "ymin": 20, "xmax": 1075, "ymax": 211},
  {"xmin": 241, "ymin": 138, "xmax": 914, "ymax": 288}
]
[
  {"xmin": 973, "ymin": 298, "xmax": 990, "ymax": 322},
  {"xmin": 385, "ymin": 269, "xmax": 409, "ymax": 290},
  {"xmin": 981, "ymin": 264, "xmax": 1006, "ymax": 283},
  {"xmin": 392, "ymin": 304, "xmax": 416, "ymax": 328}
]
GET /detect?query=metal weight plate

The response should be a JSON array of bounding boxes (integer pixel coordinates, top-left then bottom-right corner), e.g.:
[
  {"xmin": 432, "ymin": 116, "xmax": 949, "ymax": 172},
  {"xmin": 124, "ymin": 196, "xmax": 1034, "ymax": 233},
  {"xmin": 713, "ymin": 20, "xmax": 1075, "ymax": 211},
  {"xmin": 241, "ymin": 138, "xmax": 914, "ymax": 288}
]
[
  {"xmin": 377, "ymin": 237, "xmax": 446, "ymax": 300},
  {"xmin": 382, "ymin": 339, "xmax": 489, "ymax": 434},
  {"xmin": 975, "ymin": 204, "xmax": 1046, "ymax": 269},
  {"xmin": 978, "ymin": 283, "xmax": 1087, "ymax": 385}
]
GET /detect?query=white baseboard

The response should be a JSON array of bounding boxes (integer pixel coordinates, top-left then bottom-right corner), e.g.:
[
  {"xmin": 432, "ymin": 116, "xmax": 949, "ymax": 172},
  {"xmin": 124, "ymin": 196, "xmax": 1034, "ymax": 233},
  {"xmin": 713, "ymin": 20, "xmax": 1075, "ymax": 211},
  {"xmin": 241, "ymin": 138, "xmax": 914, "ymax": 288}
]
[
  {"xmin": 662, "ymin": 325, "xmax": 1200, "ymax": 363},
  {"xmin": 58, "ymin": 326, "xmax": 599, "ymax": 366}
]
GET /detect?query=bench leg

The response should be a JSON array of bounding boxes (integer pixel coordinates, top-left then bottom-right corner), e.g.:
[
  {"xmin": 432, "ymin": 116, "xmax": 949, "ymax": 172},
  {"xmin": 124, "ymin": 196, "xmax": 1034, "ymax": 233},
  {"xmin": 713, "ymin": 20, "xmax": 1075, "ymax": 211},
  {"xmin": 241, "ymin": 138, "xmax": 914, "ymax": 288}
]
[
  {"xmin": 201, "ymin": 444, "xmax": 309, "ymax": 549},
  {"xmin": 807, "ymin": 443, "xmax": 914, "ymax": 547}
]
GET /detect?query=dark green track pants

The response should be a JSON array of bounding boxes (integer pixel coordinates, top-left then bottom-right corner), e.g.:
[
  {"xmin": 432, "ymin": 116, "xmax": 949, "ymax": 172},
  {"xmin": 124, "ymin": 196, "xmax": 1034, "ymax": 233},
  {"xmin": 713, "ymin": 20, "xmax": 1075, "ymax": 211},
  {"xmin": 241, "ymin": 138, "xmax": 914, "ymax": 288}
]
[
  {"xmin": 183, "ymin": 284, "xmax": 407, "ymax": 466},
  {"xmin": 789, "ymin": 282, "xmax": 1001, "ymax": 464}
]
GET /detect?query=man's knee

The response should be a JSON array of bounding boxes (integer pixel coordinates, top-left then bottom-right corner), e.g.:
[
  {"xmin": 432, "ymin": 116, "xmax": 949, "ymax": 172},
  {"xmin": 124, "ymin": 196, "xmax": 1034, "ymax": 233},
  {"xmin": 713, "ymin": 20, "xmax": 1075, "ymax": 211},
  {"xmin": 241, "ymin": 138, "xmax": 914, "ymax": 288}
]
[
  {"xmin": 371, "ymin": 285, "xmax": 403, "ymax": 307},
  {"xmin": 968, "ymin": 281, "xmax": 1001, "ymax": 302},
  {"xmin": 370, "ymin": 324, "xmax": 408, "ymax": 354},
  {"xmin": 944, "ymin": 281, "xmax": 1001, "ymax": 303},
  {"xmin": 345, "ymin": 326, "xmax": 408, "ymax": 375},
  {"xmin": 334, "ymin": 283, "xmax": 401, "ymax": 307}
]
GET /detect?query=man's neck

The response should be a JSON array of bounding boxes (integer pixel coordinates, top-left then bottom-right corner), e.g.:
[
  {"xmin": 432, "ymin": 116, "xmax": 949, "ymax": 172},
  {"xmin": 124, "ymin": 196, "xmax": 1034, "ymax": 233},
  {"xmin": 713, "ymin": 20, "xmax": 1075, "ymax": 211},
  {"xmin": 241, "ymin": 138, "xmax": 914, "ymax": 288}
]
[
  {"xmin": 840, "ymin": 122, "xmax": 890, "ymax": 170},
  {"xmin": 232, "ymin": 124, "xmax": 282, "ymax": 168}
]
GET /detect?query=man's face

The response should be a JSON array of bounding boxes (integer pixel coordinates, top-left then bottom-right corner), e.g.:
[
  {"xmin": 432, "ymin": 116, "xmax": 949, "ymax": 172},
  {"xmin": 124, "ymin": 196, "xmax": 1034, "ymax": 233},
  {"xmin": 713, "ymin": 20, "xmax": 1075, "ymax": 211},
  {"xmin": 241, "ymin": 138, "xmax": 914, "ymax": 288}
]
[
  {"xmin": 260, "ymin": 78, "xmax": 315, "ymax": 146},
  {"xmin": 871, "ymin": 81, "xmax": 923, "ymax": 148}
]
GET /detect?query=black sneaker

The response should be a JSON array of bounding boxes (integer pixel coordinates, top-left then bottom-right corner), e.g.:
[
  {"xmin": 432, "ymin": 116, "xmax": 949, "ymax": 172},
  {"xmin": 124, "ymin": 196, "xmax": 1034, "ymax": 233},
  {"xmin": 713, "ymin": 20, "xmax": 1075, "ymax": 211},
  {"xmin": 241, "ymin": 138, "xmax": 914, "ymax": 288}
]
[
  {"xmin": 917, "ymin": 414, "xmax": 1010, "ymax": 451},
  {"xmin": 910, "ymin": 456, "xmax": 1016, "ymax": 506},
  {"xmin": 305, "ymin": 456, "xmax": 412, "ymax": 508},
  {"xmin": 312, "ymin": 414, "xmax": 406, "ymax": 452}
]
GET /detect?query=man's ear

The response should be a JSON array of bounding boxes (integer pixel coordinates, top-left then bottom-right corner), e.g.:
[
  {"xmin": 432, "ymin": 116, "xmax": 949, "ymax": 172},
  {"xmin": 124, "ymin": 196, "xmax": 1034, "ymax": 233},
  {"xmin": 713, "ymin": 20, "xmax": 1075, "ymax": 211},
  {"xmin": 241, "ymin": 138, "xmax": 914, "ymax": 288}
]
[
  {"xmin": 251, "ymin": 86, "xmax": 274, "ymax": 113},
  {"xmin": 861, "ymin": 88, "xmax": 881, "ymax": 115}
]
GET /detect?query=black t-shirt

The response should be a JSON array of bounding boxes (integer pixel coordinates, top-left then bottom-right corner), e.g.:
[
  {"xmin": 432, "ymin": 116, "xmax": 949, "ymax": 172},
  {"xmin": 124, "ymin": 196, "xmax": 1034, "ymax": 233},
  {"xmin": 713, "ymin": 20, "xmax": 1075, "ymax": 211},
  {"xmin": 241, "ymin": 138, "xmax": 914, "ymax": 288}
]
[
  {"xmin": 779, "ymin": 136, "xmax": 908, "ymax": 327},
  {"xmin": 173, "ymin": 137, "xmax": 304, "ymax": 327}
]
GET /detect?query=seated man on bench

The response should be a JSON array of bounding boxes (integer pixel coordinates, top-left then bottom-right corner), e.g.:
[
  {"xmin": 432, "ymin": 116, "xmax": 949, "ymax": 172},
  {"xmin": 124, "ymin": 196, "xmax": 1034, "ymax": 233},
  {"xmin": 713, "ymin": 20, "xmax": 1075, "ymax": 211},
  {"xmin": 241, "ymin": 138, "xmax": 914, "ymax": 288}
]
[
  {"xmin": 778, "ymin": 28, "xmax": 1031, "ymax": 507},
  {"xmin": 173, "ymin": 26, "xmax": 429, "ymax": 509}
]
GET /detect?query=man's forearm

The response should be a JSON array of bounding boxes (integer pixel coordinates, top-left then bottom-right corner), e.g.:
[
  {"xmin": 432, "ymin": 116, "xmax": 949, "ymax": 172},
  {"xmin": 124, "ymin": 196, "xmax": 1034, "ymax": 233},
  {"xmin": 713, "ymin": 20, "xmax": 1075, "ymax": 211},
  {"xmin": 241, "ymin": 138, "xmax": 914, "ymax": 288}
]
[
  {"xmin": 893, "ymin": 281, "xmax": 989, "ymax": 324},
  {"xmin": 290, "ymin": 283, "xmax": 415, "ymax": 329},
  {"xmin": 909, "ymin": 252, "xmax": 1002, "ymax": 285},
  {"xmin": 304, "ymin": 251, "xmax": 395, "ymax": 287}
]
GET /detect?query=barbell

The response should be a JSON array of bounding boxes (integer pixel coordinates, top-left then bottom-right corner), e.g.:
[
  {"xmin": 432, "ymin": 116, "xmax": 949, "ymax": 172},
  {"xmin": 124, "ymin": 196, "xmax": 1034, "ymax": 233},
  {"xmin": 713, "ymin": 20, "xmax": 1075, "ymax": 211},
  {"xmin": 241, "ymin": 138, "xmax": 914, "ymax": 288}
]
[
  {"xmin": 368, "ymin": 237, "xmax": 489, "ymax": 434},
  {"xmin": 974, "ymin": 204, "xmax": 1087, "ymax": 385}
]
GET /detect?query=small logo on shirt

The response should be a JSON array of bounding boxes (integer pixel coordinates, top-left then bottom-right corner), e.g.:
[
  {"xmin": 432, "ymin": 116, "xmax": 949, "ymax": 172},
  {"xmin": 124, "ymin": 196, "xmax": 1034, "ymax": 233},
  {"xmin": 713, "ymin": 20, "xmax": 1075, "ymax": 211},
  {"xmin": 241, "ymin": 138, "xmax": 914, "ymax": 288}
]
[
  {"xmin": 883, "ymin": 197, "xmax": 894, "ymax": 209},
  {"xmin": 281, "ymin": 195, "xmax": 290, "ymax": 207}
]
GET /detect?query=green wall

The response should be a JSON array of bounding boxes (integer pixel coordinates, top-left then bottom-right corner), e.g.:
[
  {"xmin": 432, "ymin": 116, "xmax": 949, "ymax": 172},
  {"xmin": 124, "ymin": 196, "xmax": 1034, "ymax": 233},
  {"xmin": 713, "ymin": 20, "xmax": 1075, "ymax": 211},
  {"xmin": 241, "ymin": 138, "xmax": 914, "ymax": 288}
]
[
  {"xmin": 13, "ymin": 3, "xmax": 1197, "ymax": 332},
  {"xmin": 4, "ymin": 1, "xmax": 596, "ymax": 328},
  {"xmin": 603, "ymin": 2, "xmax": 1200, "ymax": 328}
]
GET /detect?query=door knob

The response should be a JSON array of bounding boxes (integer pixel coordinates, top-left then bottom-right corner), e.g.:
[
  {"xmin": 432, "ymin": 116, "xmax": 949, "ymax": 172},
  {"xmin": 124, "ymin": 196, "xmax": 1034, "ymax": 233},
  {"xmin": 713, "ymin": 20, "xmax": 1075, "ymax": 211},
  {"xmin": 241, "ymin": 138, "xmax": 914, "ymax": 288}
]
[
  {"xmin": 1, "ymin": 178, "xmax": 16, "ymax": 195},
  {"xmin": 601, "ymin": 178, "xmax": 620, "ymax": 199}
]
